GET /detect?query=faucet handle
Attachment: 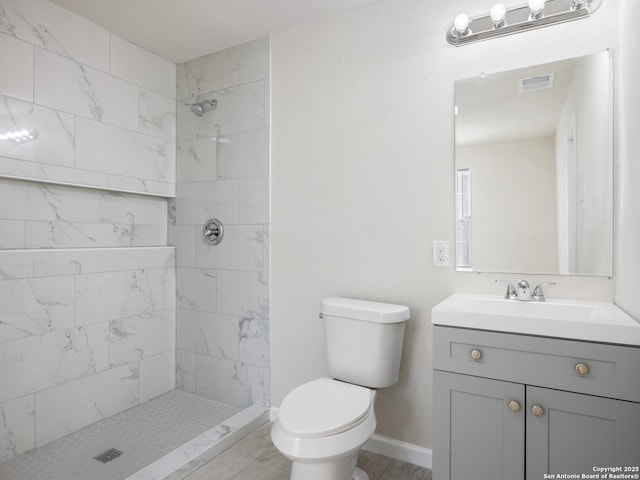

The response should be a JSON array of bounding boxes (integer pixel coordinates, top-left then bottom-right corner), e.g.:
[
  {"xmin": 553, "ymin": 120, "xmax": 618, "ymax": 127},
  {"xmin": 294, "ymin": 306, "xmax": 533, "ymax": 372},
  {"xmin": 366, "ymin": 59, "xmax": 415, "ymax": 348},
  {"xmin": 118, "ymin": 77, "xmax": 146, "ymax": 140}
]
[
  {"xmin": 495, "ymin": 280, "xmax": 517, "ymax": 300},
  {"xmin": 532, "ymin": 282, "xmax": 556, "ymax": 302}
]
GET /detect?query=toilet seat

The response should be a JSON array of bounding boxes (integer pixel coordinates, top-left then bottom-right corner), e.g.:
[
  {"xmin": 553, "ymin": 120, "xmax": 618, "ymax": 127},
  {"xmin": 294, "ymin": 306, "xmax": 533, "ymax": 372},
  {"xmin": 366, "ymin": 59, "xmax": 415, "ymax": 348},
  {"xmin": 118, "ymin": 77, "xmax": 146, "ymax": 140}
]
[{"xmin": 279, "ymin": 378, "xmax": 373, "ymax": 439}]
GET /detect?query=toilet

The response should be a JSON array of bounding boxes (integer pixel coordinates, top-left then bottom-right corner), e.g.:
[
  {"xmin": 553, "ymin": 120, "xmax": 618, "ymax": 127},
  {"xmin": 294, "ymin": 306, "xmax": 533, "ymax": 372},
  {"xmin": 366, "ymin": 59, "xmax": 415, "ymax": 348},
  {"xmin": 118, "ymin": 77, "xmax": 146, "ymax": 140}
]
[{"xmin": 271, "ymin": 297, "xmax": 410, "ymax": 480}]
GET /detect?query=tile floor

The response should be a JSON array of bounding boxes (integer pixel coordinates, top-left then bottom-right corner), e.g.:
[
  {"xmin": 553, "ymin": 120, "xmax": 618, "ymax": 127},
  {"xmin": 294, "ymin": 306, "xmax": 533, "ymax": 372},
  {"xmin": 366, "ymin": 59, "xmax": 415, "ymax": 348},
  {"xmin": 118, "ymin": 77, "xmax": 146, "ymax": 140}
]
[
  {"xmin": 0, "ymin": 390, "xmax": 243, "ymax": 480},
  {"xmin": 185, "ymin": 422, "xmax": 433, "ymax": 480}
]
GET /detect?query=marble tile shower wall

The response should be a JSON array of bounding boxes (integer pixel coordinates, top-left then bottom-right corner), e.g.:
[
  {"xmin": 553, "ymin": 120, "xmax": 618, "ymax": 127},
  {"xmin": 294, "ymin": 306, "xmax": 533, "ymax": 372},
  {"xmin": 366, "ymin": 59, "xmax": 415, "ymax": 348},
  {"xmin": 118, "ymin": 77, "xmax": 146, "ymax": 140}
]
[
  {"xmin": 0, "ymin": 0, "xmax": 177, "ymax": 196},
  {"xmin": 0, "ymin": 0, "xmax": 178, "ymax": 466},
  {"xmin": 173, "ymin": 37, "xmax": 270, "ymax": 408}
]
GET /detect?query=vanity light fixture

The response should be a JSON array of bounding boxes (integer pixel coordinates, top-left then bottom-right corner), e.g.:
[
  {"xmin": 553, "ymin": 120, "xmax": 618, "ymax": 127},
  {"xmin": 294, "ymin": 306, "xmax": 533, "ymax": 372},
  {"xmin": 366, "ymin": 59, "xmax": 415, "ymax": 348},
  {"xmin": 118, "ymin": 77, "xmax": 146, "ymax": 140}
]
[
  {"xmin": 0, "ymin": 129, "xmax": 39, "ymax": 144},
  {"xmin": 447, "ymin": 0, "xmax": 602, "ymax": 46}
]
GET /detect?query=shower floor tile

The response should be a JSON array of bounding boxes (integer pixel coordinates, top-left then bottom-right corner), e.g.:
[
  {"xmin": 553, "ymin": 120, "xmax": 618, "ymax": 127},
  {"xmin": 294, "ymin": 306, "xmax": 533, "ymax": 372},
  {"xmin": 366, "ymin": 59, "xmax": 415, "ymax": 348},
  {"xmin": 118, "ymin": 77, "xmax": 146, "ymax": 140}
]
[{"xmin": 0, "ymin": 390, "xmax": 245, "ymax": 480}]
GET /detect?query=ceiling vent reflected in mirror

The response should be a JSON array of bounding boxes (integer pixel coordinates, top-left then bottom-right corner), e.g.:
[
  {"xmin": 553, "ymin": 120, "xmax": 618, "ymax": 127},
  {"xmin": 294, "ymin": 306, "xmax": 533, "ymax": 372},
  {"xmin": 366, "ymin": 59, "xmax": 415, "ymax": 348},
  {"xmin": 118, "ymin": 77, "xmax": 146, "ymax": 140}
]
[{"xmin": 519, "ymin": 73, "xmax": 555, "ymax": 93}]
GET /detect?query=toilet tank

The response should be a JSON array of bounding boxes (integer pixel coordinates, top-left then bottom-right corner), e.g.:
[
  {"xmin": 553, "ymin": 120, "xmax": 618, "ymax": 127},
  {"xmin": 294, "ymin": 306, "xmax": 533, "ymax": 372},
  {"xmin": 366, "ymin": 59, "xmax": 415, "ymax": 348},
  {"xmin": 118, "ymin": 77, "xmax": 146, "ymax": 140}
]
[{"xmin": 321, "ymin": 297, "xmax": 410, "ymax": 388}]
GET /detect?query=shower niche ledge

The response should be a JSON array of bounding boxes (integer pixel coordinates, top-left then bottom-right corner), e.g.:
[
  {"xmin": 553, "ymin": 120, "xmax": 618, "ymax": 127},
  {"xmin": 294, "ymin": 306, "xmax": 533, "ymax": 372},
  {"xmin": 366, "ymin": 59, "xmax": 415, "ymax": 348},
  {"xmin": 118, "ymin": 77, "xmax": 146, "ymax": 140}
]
[{"xmin": 0, "ymin": 164, "xmax": 175, "ymax": 198}]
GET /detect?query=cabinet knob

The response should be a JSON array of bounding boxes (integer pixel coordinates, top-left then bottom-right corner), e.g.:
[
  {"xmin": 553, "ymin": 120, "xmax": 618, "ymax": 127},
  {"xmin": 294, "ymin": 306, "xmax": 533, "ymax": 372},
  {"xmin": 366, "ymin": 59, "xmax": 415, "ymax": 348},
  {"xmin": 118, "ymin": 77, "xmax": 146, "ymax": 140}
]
[
  {"xmin": 508, "ymin": 400, "xmax": 521, "ymax": 412},
  {"xmin": 531, "ymin": 405, "xmax": 545, "ymax": 417},
  {"xmin": 470, "ymin": 349, "xmax": 482, "ymax": 361},
  {"xmin": 575, "ymin": 363, "xmax": 590, "ymax": 376}
]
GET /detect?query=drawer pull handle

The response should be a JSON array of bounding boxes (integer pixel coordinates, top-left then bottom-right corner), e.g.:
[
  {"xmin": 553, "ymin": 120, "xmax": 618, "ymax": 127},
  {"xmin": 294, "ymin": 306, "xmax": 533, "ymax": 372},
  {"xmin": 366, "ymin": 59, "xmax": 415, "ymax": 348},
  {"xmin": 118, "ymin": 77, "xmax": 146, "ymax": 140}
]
[
  {"xmin": 575, "ymin": 363, "xmax": 590, "ymax": 376},
  {"xmin": 470, "ymin": 349, "xmax": 482, "ymax": 361},
  {"xmin": 531, "ymin": 405, "xmax": 545, "ymax": 417},
  {"xmin": 508, "ymin": 400, "xmax": 521, "ymax": 412}
]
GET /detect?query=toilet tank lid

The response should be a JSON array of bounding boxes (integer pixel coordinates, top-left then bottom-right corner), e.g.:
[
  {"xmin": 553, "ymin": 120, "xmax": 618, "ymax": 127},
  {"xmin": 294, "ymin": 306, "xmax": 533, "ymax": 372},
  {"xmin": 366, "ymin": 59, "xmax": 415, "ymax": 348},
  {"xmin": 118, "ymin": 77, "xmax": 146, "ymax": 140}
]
[{"xmin": 321, "ymin": 297, "xmax": 410, "ymax": 324}]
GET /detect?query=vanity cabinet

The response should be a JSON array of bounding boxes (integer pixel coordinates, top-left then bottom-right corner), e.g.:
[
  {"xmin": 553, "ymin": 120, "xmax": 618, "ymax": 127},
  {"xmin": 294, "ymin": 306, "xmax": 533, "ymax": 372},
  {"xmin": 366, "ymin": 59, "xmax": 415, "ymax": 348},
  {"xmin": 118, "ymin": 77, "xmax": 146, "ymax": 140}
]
[{"xmin": 433, "ymin": 326, "xmax": 640, "ymax": 480}]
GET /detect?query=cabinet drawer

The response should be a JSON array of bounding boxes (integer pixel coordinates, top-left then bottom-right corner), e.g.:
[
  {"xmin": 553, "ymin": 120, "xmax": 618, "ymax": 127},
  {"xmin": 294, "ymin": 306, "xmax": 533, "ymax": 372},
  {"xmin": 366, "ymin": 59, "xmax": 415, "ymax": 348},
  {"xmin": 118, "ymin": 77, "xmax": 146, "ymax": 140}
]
[{"xmin": 434, "ymin": 326, "xmax": 640, "ymax": 402}]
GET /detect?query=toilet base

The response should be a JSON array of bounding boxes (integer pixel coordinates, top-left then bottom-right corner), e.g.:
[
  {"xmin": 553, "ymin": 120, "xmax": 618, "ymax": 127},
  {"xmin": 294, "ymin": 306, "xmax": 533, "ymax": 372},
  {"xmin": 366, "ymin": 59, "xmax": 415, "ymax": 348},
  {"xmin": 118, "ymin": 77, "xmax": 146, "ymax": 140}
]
[{"xmin": 290, "ymin": 450, "xmax": 360, "ymax": 480}]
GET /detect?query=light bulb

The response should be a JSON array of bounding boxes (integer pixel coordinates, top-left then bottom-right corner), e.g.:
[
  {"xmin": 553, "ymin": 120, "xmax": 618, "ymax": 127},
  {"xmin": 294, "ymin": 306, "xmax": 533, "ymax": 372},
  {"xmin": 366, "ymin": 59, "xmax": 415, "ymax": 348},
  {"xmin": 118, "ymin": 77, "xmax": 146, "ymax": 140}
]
[
  {"xmin": 528, "ymin": 0, "xmax": 545, "ymax": 18},
  {"xmin": 453, "ymin": 13, "xmax": 470, "ymax": 37},
  {"xmin": 490, "ymin": 3, "xmax": 507, "ymax": 27}
]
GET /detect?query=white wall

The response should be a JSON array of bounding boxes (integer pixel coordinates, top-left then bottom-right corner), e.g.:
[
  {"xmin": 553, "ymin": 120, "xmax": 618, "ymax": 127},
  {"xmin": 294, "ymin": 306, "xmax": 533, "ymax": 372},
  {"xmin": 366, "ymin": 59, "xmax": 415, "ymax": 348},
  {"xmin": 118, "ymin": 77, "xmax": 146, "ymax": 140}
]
[
  {"xmin": 457, "ymin": 138, "xmax": 558, "ymax": 274},
  {"xmin": 271, "ymin": 0, "xmax": 619, "ymax": 448},
  {"xmin": 615, "ymin": 0, "xmax": 640, "ymax": 319}
]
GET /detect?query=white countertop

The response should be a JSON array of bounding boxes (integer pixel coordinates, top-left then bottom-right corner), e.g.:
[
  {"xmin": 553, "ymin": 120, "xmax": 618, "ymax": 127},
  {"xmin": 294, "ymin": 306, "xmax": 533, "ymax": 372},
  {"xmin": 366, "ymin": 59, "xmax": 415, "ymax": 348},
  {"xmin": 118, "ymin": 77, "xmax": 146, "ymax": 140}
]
[{"xmin": 431, "ymin": 293, "xmax": 640, "ymax": 346}]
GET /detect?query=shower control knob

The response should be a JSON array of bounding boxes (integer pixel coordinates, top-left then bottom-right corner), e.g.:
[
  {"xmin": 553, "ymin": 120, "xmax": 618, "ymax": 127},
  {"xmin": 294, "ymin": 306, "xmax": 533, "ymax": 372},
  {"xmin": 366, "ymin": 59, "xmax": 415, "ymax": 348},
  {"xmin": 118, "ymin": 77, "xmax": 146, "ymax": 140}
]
[
  {"xmin": 470, "ymin": 349, "xmax": 482, "ymax": 361},
  {"xmin": 575, "ymin": 363, "xmax": 590, "ymax": 376}
]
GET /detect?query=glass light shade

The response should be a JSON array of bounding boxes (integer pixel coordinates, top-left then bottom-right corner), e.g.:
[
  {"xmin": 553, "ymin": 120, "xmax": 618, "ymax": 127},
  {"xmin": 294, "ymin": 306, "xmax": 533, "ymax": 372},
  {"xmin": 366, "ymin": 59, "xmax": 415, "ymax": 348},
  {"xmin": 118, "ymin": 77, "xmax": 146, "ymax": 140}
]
[
  {"xmin": 490, "ymin": 3, "xmax": 507, "ymax": 27},
  {"xmin": 453, "ymin": 13, "xmax": 470, "ymax": 36},
  {"xmin": 528, "ymin": 0, "xmax": 546, "ymax": 17}
]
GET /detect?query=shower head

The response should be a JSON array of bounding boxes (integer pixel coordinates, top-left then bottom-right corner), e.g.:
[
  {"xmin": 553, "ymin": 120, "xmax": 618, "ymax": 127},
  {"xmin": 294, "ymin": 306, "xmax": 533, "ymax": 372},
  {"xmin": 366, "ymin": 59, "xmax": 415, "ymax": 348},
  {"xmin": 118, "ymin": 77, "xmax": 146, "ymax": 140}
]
[{"xmin": 189, "ymin": 99, "xmax": 217, "ymax": 117}]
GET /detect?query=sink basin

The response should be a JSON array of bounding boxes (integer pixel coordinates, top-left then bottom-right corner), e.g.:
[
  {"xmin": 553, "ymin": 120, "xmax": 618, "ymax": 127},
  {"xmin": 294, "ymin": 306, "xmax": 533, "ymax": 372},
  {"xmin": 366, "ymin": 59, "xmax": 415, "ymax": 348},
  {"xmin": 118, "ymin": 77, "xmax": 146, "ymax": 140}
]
[{"xmin": 432, "ymin": 293, "xmax": 640, "ymax": 345}]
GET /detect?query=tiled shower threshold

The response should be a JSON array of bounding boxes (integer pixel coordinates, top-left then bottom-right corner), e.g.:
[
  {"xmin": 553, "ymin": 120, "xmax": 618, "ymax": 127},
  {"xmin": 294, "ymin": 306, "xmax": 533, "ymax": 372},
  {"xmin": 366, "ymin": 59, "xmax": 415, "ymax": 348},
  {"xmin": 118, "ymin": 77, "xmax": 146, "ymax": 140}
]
[{"xmin": 0, "ymin": 390, "xmax": 269, "ymax": 480}]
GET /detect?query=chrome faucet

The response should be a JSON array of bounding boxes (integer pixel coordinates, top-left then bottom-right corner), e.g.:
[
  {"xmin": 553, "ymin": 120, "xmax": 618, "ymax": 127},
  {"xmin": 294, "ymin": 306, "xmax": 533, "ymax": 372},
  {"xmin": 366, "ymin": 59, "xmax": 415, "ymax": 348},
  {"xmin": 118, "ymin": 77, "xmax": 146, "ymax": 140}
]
[
  {"xmin": 516, "ymin": 280, "xmax": 531, "ymax": 301},
  {"xmin": 496, "ymin": 280, "xmax": 556, "ymax": 301}
]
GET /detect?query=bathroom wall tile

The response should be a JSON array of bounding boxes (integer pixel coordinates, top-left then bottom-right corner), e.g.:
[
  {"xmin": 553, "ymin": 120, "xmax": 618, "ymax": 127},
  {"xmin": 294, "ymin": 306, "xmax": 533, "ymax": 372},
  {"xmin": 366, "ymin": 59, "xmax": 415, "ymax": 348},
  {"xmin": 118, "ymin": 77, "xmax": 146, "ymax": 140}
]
[
  {"xmin": 263, "ymin": 225, "xmax": 270, "ymax": 272},
  {"xmin": 164, "ymin": 266, "xmax": 176, "ymax": 310},
  {"xmin": 0, "ymin": 220, "xmax": 25, "ymax": 248},
  {"xmin": 0, "ymin": 276, "xmax": 75, "ymax": 342},
  {"xmin": 170, "ymin": 226, "xmax": 196, "ymax": 267},
  {"xmin": 0, "ymin": 323, "xmax": 110, "ymax": 404},
  {"xmin": 26, "ymin": 183, "xmax": 101, "ymax": 222},
  {"xmin": 194, "ymin": 224, "xmax": 264, "ymax": 271},
  {"xmin": 0, "ymin": 394, "xmax": 35, "ymax": 464},
  {"xmin": 139, "ymin": 89, "xmax": 177, "ymax": 141},
  {"xmin": 217, "ymin": 270, "xmax": 269, "ymax": 318},
  {"xmin": 165, "ymin": 140, "xmax": 177, "ymax": 185},
  {"xmin": 239, "ymin": 315, "xmax": 270, "ymax": 369},
  {"xmin": 139, "ymin": 350, "xmax": 176, "ymax": 403},
  {"xmin": 109, "ymin": 310, "xmax": 175, "ymax": 367},
  {"xmin": 177, "ymin": 267, "xmax": 217, "ymax": 312},
  {"xmin": 175, "ymin": 179, "xmax": 238, "ymax": 226},
  {"xmin": 0, "ymin": 34, "xmax": 34, "ymax": 102},
  {"xmin": 0, "ymin": 0, "xmax": 110, "ymax": 71},
  {"xmin": 75, "ymin": 269, "xmax": 165, "ymax": 325},
  {"xmin": 0, "ymin": 178, "xmax": 28, "ymax": 220},
  {"xmin": 238, "ymin": 176, "xmax": 269, "ymax": 224},
  {"xmin": 216, "ymin": 128, "xmax": 270, "ymax": 179},
  {"xmin": 177, "ymin": 81, "xmax": 266, "ymax": 141},
  {"xmin": 239, "ymin": 37, "xmax": 270, "ymax": 84},
  {"xmin": 0, "ymin": 158, "xmax": 110, "ymax": 190},
  {"xmin": 106, "ymin": 174, "xmax": 175, "ymax": 197},
  {"xmin": 195, "ymin": 355, "xmax": 263, "ymax": 407},
  {"xmin": 76, "ymin": 118, "xmax": 166, "ymax": 181},
  {"xmin": 177, "ymin": 309, "xmax": 239, "ymax": 360},
  {"xmin": 110, "ymin": 34, "xmax": 176, "ymax": 99},
  {"xmin": 25, "ymin": 221, "xmax": 132, "ymax": 249},
  {"xmin": 176, "ymin": 47, "xmax": 240, "ymax": 101},
  {"xmin": 0, "ymin": 95, "xmax": 75, "ymax": 167},
  {"xmin": 177, "ymin": 138, "xmax": 218, "ymax": 184},
  {"xmin": 176, "ymin": 350, "xmax": 196, "ymax": 393},
  {"xmin": 35, "ymin": 48, "xmax": 138, "ymax": 130},
  {"xmin": 100, "ymin": 190, "xmax": 168, "ymax": 225},
  {"xmin": 34, "ymin": 363, "xmax": 139, "ymax": 447},
  {"xmin": 33, "ymin": 248, "xmax": 139, "ymax": 277},
  {"xmin": 0, "ymin": 251, "xmax": 33, "ymax": 280},
  {"xmin": 138, "ymin": 247, "xmax": 175, "ymax": 270},
  {"xmin": 131, "ymin": 225, "xmax": 168, "ymax": 247}
]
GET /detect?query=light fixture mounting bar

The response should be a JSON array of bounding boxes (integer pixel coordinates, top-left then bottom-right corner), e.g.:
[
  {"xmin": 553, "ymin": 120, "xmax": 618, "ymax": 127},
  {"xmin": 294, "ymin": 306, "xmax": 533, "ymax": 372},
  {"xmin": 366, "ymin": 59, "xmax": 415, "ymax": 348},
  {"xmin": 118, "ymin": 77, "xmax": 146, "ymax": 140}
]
[{"xmin": 447, "ymin": 0, "xmax": 601, "ymax": 47}]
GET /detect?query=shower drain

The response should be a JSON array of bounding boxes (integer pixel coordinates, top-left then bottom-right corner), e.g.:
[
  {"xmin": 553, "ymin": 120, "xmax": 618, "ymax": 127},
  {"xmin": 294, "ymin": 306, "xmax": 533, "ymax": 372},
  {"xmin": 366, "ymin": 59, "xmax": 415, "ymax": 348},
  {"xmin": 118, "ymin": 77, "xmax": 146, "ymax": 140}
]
[{"xmin": 94, "ymin": 448, "xmax": 123, "ymax": 464}]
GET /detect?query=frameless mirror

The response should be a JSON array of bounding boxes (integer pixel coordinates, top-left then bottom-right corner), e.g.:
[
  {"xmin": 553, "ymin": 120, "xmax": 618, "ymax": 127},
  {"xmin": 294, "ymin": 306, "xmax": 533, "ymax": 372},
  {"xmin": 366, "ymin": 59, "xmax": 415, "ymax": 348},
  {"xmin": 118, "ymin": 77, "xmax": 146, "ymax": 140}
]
[{"xmin": 454, "ymin": 51, "xmax": 612, "ymax": 276}]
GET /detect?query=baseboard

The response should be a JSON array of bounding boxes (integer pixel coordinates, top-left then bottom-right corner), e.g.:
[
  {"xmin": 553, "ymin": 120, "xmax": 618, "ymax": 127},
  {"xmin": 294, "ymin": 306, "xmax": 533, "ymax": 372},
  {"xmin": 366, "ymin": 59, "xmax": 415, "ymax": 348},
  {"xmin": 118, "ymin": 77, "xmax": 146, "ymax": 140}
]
[
  {"xmin": 270, "ymin": 406, "xmax": 431, "ymax": 469},
  {"xmin": 363, "ymin": 434, "xmax": 432, "ymax": 470}
]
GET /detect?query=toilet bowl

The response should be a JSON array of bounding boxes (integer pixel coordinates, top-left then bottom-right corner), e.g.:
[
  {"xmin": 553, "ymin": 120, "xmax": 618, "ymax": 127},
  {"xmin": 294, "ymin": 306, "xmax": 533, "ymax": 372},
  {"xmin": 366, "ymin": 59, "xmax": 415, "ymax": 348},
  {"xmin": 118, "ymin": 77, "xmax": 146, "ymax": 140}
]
[
  {"xmin": 271, "ymin": 378, "xmax": 377, "ymax": 480},
  {"xmin": 271, "ymin": 297, "xmax": 410, "ymax": 480}
]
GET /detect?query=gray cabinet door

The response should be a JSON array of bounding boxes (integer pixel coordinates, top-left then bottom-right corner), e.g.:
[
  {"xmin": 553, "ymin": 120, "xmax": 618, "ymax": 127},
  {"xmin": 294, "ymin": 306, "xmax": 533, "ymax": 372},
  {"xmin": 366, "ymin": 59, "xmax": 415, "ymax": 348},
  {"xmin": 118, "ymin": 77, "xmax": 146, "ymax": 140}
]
[
  {"xmin": 527, "ymin": 386, "xmax": 640, "ymax": 478},
  {"xmin": 433, "ymin": 371, "xmax": 525, "ymax": 480}
]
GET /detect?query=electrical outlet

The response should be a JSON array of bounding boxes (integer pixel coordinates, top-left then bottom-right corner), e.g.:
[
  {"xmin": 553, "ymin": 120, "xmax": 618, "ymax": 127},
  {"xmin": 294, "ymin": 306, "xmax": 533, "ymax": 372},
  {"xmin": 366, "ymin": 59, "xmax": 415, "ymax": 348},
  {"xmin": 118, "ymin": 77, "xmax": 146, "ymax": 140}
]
[{"xmin": 433, "ymin": 241, "xmax": 449, "ymax": 266}]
